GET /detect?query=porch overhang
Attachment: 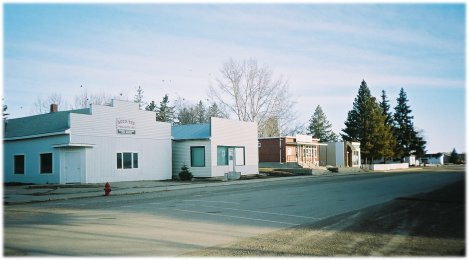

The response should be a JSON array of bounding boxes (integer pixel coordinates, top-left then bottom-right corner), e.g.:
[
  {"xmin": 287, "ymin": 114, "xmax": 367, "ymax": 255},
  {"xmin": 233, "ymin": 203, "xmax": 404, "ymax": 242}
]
[{"xmin": 52, "ymin": 143, "xmax": 95, "ymax": 148}]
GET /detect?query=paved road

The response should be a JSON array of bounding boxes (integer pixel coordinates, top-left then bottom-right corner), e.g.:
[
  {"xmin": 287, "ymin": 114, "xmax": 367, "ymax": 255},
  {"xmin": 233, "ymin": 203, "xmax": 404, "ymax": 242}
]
[{"xmin": 4, "ymin": 169, "xmax": 464, "ymax": 256}]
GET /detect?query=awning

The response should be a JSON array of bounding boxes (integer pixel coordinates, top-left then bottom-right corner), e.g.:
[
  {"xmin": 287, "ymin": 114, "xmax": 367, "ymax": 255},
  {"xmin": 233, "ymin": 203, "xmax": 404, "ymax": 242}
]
[{"xmin": 52, "ymin": 143, "xmax": 95, "ymax": 148}]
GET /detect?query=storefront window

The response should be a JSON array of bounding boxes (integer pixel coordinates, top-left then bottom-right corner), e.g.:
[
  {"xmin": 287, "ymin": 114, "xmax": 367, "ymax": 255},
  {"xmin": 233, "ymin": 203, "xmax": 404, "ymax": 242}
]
[{"xmin": 217, "ymin": 146, "xmax": 228, "ymax": 165}]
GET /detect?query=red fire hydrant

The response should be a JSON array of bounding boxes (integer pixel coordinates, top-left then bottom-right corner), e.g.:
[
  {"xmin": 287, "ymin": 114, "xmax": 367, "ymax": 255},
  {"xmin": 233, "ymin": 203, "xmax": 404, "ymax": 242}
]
[{"xmin": 104, "ymin": 182, "xmax": 111, "ymax": 196}]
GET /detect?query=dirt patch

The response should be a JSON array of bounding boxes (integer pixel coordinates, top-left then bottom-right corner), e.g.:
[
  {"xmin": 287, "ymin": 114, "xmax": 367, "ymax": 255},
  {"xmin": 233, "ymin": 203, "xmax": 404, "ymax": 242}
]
[{"xmin": 186, "ymin": 180, "xmax": 465, "ymax": 256}]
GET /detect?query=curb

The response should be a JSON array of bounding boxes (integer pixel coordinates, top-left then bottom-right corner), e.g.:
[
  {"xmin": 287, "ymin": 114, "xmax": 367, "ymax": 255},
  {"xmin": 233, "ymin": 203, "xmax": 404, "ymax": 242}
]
[{"xmin": 3, "ymin": 170, "xmax": 395, "ymax": 205}]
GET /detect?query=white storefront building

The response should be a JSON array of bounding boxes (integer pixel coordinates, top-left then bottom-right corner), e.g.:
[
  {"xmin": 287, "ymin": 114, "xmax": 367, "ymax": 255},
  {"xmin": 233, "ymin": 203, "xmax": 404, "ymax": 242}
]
[
  {"xmin": 4, "ymin": 100, "xmax": 172, "ymax": 184},
  {"xmin": 172, "ymin": 117, "xmax": 259, "ymax": 178}
]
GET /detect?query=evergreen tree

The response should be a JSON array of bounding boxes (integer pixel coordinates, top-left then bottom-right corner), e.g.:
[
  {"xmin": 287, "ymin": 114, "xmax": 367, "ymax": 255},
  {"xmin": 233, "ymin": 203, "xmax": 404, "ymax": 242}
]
[
  {"xmin": 342, "ymin": 80, "xmax": 395, "ymax": 163},
  {"xmin": 133, "ymin": 86, "xmax": 145, "ymax": 110},
  {"xmin": 306, "ymin": 105, "xmax": 338, "ymax": 142},
  {"xmin": 449, "ymin": 148, "xmax": 459, "ymax": 164},
  {"xmin": 413, "ymin": 130, "xmax": 427, "ymax": 158},
  {"xmin": 378, "ymin": 90, "xmax": 396, "ymax": 162},
  {"xmin": 393, "ymin": 88, "xmax": 426, "ymax": 160},
  {"xmin": 379, "ymin": 90, "xmax": 393, "ymax": 127},
  {"xmin": 177, "ymin": 106, "xmax": 197, "ymax": 125},
  {"xmin": 194, "ymin": 101, "xmax": 206, "ymax": 123},
  {"xmin": 156, "ymin": 94, "xmax": 175, "ymax": 123},
  {"xmin": 206, "ymin": 102, "xmax": 226, "ymax": 119},
  {"xmin": 145, "ymin": 100, "xmax": 157, "ymax": 112}
]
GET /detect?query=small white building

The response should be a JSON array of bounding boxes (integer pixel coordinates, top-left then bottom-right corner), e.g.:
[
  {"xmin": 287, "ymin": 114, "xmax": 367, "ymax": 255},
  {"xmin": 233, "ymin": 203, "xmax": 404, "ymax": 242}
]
[
  {"xmin": 4, "ymin": 100, "xmax": 172, "ymax": 184},
  {"xmin": 421, "ymin": 153, "xmax": 445, "ymax": 165},
  {"xmin": 319, "ymin": 141, "xmax": 361, "ymax": 167},
  {"xmin": 172, "ymin": 117, "xmax": 258, "ymax": 178},
  {"xmin": 403, "ymin": 155, "xmax": 417, "ymax": 166}
]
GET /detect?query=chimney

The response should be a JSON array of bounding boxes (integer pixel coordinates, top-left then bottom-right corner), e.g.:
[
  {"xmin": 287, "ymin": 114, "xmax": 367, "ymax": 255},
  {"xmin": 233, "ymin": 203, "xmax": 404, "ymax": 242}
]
[{"xmin": 50, "ymin": 104, "xmax": 58, "ymax": 113}]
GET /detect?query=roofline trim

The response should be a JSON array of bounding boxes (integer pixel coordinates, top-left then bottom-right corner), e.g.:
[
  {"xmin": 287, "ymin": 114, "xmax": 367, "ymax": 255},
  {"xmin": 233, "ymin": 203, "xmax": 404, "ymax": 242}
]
[{"xmin": 4, "ymin": 129, "xmax": 70, "ymax": 141}]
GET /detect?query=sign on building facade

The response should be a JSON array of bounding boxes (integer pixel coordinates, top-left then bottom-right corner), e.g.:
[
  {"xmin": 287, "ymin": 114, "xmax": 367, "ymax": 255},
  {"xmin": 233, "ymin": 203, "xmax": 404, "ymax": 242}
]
[{"xmin": 116, "ymin": 118, "xmax": 136, "ymax": 134}]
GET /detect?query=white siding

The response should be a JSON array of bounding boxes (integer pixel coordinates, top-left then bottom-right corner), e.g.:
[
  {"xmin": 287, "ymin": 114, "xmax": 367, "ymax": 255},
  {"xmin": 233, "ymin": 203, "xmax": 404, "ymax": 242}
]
[
  {"xmin": 172, "ymin": 140, "xmax": 211, "ymax": 178},
  {"xmin": 69, "ymin": 100, "xmax": 172, "ymax": 183},
  {"xmin": 210, "ymin": 117, "xmax": 258, "ymax": 177}
]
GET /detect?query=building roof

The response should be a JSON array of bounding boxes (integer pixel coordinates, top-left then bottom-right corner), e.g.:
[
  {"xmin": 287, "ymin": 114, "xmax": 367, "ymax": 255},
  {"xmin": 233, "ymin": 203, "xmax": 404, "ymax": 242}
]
[
  {"xmin": 4, "ymin": 109, "xmax": 90, "ymax": 139},
  {"xmin": 423, "ymin": 153, "xmax": 444, "ymax": 158},
  {"xmin": 171, "ymin": 123, "xmax": 210, "ymax": 140}
]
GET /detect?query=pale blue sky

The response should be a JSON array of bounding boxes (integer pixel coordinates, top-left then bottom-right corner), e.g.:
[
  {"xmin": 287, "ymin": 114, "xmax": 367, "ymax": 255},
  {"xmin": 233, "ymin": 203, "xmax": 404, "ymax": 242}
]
[{"xmin": 3, "ymin": 4, "xmax": 466, "ymax": 153}]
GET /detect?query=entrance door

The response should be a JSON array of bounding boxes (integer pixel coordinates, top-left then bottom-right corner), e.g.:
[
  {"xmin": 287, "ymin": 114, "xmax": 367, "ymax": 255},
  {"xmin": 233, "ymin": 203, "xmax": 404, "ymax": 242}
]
[
  {"xmin": 65, "ymin": 152, "xmax": 82, "ymax": 183},
  {"xmin": 228, "ymin": 148, "xmax": 235, "ymax": 172}
]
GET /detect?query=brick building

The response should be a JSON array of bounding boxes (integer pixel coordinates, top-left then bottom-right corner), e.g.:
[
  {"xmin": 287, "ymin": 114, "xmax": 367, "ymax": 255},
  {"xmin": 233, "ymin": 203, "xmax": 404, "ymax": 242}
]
[{"xmin": 258, "ymin": 135, "xmax": 326, "ymax": 168}]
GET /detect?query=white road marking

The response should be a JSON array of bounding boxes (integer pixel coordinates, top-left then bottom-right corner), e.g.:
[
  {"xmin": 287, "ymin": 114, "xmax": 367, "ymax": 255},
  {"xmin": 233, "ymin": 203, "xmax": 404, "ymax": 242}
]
[
  {"xmin": 173, "ymin": 209, "xmax": 300, "ymax": 226},
  {"xmin": 191, "ymin": 204, "xmax": 323, "ymax": 220},
  {"xmin": 182, "ymin": 199, "xmax": 240, "ymax": 205},
  {"xmin": 119, "ymin": 202, "xmax": 167, "ymax": 208}
]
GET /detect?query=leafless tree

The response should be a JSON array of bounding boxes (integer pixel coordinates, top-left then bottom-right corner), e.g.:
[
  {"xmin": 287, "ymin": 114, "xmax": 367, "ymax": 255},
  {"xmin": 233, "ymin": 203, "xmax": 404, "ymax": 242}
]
[
  {"xmin": 72, "ymin": 89, "xmax": 116, "ymax": 109},
  {"xmin": 210, "ymin": 58, "xmax": 297, "ymax": 137},
  {"xmin": 32, "ymin": 93, "xmax": 69, "ymax": 114}
]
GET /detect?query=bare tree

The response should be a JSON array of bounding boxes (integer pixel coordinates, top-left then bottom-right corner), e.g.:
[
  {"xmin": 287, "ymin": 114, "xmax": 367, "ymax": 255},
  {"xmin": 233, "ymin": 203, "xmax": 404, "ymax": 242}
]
[
  {"xmin": 32, "ymin": 93, "xmax": 69, "ymax": 114},
  {"xmin": 73, "ymin": 89, "xmax": 115, "ymax": 109},
  {"xmin": 210, "ymin": 58, "xmax": 297, "ymax": 137}
]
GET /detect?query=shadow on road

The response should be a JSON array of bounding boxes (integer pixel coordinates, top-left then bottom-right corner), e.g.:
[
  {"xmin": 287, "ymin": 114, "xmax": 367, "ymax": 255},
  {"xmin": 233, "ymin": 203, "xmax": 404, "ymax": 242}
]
[{"xmin": 188, "ymin": 179, "xmax": 465, "ymax": 256}]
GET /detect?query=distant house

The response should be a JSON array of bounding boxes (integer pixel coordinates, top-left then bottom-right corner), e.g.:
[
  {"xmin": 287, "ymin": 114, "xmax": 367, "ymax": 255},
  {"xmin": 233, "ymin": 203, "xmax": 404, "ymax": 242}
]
[
  {"xmin": 4, "ymin": 100, "xmax": 172, "ymax": 184},
  {"xmin": 421, "ymin": 153, "xmax": 445, "ymax": 165},
  {"xmin": 172, "ymin": 117, "xmax": 258, "ymax": 178},
  {"xmin": 403, "ymin": 155, "xmax": 417, "ymax": 166},
  {"xmin": 319, "ymin": 142, "xmax": 361, "ymax": 168},
  {"xmin": 258, "ymin": 135, "xmax": 325, "ymax": 168}
]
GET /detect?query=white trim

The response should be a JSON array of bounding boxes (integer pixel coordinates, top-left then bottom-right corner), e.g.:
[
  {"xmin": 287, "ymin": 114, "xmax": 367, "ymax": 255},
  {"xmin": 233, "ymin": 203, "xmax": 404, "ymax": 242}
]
[
  {"xmin": 4, "ymin": 130, "xmax": 70, "ymax": 141},
  {"xmin": 53, "ymin": 143, "xmax": 95, "ymax": 148}
]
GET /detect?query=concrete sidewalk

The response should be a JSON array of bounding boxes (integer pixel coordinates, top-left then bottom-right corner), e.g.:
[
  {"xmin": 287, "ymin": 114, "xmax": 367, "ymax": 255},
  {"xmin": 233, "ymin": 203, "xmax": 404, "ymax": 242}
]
[
  {"xmin": 3, "ymin": 175, "xmax": 321, "ymax": 205},
  {"xmin": 2, "ymin": 169, "xmax": 391, "ymax": 205}
]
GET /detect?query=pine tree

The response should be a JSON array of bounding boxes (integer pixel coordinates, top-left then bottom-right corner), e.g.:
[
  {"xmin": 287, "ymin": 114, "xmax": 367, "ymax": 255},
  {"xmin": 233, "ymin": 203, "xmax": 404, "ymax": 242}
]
[
  {"xmin": 156, "ymin": 94, "xmax": 175, "ymax": 123},
  {"xmin": 177, "ymin": 107, "xmax": 197, "ymax": 125},
  {"xmin": 342, "ymin": 80, "xmax": 395, "ymax": 163},
  {"xmin": 133, "ymin": 86, "xmax": 145, "ymax": 110},
  {"xmin": 393, "ymin": 88, "xmax": 425, "ymax": 160},
  {"xmin": 449, "ymin": 148, "xmax": 459, "ymax": 164},
  {"xmin": 145, "ymin": 100, "xmax": 157, "ymax": 112},
  {"xmin": 306, "ymin": 105, "xmax": 338, "ymax": 142},
  {"xmin": 379, "ymin": 90, "xmax": 393, "ymax": 127},
  {"xmin": 194, "ymin": 101, "xmax": 206, "ymax": 123},
  {"xmin": 206, "ymin": 102, "xmax": 225, "ymax": 119},
  {"xmin": 378, "ymin": 90, "xmax": 396, "ymax": 162}
]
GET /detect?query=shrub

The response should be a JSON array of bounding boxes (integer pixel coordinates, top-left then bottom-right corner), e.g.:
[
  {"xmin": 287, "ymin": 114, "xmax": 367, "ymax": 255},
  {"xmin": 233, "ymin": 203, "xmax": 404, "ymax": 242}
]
[{"xmin": 179, "ymin": 164, "xmax": 193, "ymax": 181}]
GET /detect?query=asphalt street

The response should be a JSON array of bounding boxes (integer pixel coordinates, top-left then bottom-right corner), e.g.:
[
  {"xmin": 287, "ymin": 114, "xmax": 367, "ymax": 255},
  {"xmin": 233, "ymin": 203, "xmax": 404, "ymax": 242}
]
[{"xmin": 4, "ymin": 168, "xmax": 465, "ymax": 256}]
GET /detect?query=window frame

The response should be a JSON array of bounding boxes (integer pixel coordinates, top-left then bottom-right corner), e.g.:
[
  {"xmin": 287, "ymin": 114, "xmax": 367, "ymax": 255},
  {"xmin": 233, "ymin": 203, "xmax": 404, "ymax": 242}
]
[
  {"xmin": 39, "ymin": 153, "xmax": 53, "ymax": 174},
  {"xmin": 116, "ymin": 152, "xmax": 139, "ymax": 170},
  {"xmin": 190, "ymin": 146, "xmax": 205, "ymax": 167},
  {"xmin": 14, "ymin": 154, "xmax": 25, "ymax": 175}
]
